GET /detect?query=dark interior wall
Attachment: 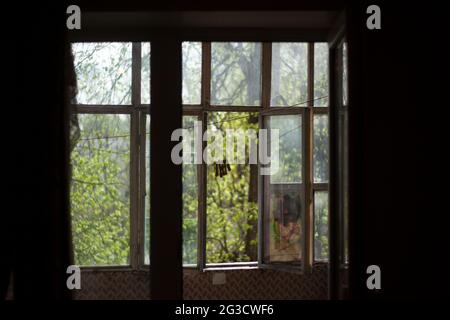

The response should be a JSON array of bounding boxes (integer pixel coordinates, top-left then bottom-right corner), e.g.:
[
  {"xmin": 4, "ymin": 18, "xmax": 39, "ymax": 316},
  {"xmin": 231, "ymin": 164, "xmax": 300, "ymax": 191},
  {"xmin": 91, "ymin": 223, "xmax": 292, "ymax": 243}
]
[
  {"xmin": 347, "ymin": 1, "xmax": 448, "ymax": 299},
  {"xmin": 73, "ymin": 265, "xmax": 328, "ymax": 300},
  {"xmin": 4, "ymin": 1, "xmax": 446, "ymax": 300}
]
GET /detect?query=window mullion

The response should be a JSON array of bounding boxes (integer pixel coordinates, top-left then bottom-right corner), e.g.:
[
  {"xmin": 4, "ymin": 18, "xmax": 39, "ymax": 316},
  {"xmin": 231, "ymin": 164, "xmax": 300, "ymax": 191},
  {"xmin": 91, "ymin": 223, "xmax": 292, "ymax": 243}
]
[
  {"xmin": 129, "ymin": 109, "xmax": 140, "ymax": 269},
  {"xmin": 261, "ymin": 42, "xmax": 272, "ymax": 110},
  {"xmin": 197, "ymin": 42, "xmax": 211, "ymax": 270},
  {"xmin": 130, "ymin": 42, "xmax": 142, "ymax": 269},
  {"xmin": 304, "ymin": 42, "xmax": 315, "ymax": 271},
  {"xmin": 132, "ymin": 42, "xmax": 142, "ymax": 107},
  {"xmin": 137, "ymin": 110, "xmax": 147, "ymax": 268}
]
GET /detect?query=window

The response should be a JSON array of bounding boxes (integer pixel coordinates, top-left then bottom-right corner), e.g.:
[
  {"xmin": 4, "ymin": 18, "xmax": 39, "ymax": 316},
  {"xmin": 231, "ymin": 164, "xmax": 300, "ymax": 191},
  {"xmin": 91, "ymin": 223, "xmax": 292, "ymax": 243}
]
[
  {"xmin": 259, "ymin": 42, "xmax": 329, "ymax": 270},
  {"xmin": 263, "ymin": 115, "xmax": 304, "ymax": 263},
  {"xmin": 313, "ymin": 114, "xmax": 329, "ymax": 261},
  {"xmin": 182, "ymin": 115, "xmax": 200, "ymax": 265},
  {"xmin": 71, "ymin": 42, "xmax": 150, "ymax": 267},
  {"xmin": 184, "ymin": 42, "xmax": 329, "ymax": 269},
  {"xmin": 71, "ymin": 114, "xmax": 131, "ymax": 266},
  {"xmin": 206, "ymin": 112, "xmax": 259, "ymax": 263},
  {"xmin": 271, "ymin": 43, "xmax": 308, "ymax": 107},
  {"xmin": 211, "ymin": 42, "xmax": 261, "ymax": 106},
  {"xmin": 70, "ymin": 41, "xmax": 329, "ymax": 270},
  {"xmin": 73, "ymin": 43, "xmax": 132, "ymax": 105}
]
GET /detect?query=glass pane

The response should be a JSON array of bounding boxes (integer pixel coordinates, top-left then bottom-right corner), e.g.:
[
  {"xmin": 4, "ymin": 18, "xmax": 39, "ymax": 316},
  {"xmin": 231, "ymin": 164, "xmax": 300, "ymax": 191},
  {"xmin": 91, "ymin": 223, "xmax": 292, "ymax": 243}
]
[
  {"xmin": 182, "ymin": 42, "xmax": 202, "ymax": 105},
  {"xmin": 314, "ymin": 191, "xmax": 329, "ymax": 261},
  {"xmin": 211, "ymin": 42, "xmax": 262, "ymax": 106},
  {"xmin": 70, "ymin": 114, "xmax": 130, "ymax": 266},
  {"xmin": 144, "ymin": 115, "xmax": 150, "ymax": 265},
  {"xmin": 269, "ymin": 115, "xmax": 302, "ymax": 183},
  {"xmin": 183, "ymin": 116, "xmax": 199, "ymax": 265},
  {"xmin": 342, "ymin": 41, "xmax": 348, "ymax": 106},
  {"xmin": 72, "ymin": 42, "xmax": 132, "ymax": 105},
  {"xmin": 265, "ymin": 185, "xmax": 303, "ymax": 263},
  {"xmin": 314, "ymin": 43, "xmax": 329, "ymax": 107},
  {"xmin": 206, "ymin": 112, "xmax": 259, "ymax": 263},
  {"xmin": 141, "ymin": 43, "xmax": 151, "ymax": 104},
  {"xmin": 271, "ymin": 43, "xmax": 308, "ymax": 107},
  {"xmin": 313, "ymin": 115, "xmax": 329, "ymax": 183}
]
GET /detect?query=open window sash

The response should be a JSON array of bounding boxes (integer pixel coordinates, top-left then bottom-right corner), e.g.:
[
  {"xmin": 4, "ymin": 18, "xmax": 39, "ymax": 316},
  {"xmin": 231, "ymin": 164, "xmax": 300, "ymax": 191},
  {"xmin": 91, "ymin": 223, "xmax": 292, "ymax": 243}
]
[{"xmin": 258, "ymin": 110, "xmax": 306, "ymax": 272}]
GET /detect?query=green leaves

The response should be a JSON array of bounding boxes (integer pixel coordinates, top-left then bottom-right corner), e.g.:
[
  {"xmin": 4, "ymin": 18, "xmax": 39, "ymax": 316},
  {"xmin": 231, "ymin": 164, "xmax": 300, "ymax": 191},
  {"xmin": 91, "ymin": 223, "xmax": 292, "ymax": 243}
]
[{"xmin": 71, "ymin": 114, "xmax": 131, "ymax": 266}]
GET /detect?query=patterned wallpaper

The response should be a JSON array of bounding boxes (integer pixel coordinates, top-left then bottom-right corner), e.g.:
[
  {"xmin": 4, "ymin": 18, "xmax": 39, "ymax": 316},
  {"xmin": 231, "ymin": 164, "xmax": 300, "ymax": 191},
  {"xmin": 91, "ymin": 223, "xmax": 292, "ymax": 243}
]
[{"xmin": 73, "ymin": 263, "xmax": 328, "ymax": 300}]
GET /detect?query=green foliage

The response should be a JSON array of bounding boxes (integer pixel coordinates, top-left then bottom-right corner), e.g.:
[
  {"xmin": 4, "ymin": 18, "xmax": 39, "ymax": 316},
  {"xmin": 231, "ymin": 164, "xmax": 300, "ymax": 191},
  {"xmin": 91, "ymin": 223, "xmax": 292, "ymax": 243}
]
[
  {"xmin": 70, "ymin": 114, "xmax": 130, "ymax": 266},
  {"xmin": 314, "ymin": 115, "xmax": 329, "ymax": 183},
  {"xmin": 72, "ymin": 43, "xmax": 132, "ymax": 105},
  {"xmin": 206, "ymin": 112, "xmax": 259, "ymax": 263},
  {"xmin": 314, "ymin": 191, "xmax": 329, "ymax": 260},
  {"xmin": 70, "ymin": 41, "xmax": 330, "ymax": 267},
  {"xmin": 182, "ymin": 116, "xmax": 199, "ymax": 265}
]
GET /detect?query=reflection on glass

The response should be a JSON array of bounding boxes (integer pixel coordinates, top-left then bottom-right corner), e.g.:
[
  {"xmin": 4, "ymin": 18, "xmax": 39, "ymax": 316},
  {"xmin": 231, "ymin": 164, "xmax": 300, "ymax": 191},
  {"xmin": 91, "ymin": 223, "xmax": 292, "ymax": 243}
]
[
  {"xmin": 342, "ymin": 42, "xmax": 348, "ymax": 106},
  {"xmin": 313, "ymin": 115, "xmax": 329, "ymax": 183},
  {"xmin": 211, "ymin": 42, "xmax": 262, "ymax": 106},
  {"xmin": 70, "ymin": 114, "xmax": 130, "ymax": 266},
  {"xmin": 182, "ymin": 42, "xmax": 202, "ymax": 105},
  {"xmin": 314, "ymin": 191, "xmax": 329, "ymax": 261},
  {"xmin": 314, "ymin": 43, "xmax": 329, "ymax": 107},
  {"xmin": 269, "ymin": 115, "xmax": 302, "ymax": 183},
  {"xmin": 265, "ymin": 185, "xmax": 303, "ymax": 262},
  {"xmin": 271, "ymin": 43, "xmax": 308, "ymax": 107},
  {"xmin": 141, "ymin": 43, "xmax": 151, "ymax": 104},
  {"xmin": 206, "ymin": 112, "xmax": 259, "ymax": 263},
  {"xmin": 72, "ymin": 42, "xmax": 132, "ymax": 105}
]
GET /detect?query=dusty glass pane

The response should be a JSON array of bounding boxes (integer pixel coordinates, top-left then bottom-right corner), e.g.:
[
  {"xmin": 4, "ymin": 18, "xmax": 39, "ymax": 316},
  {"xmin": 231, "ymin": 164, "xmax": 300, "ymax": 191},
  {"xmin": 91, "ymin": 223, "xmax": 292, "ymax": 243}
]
[
  {"xmin": 70, "ymin": 114, "xmax": 130, "ymax": 266},
  {"xmin": 343, "ymin": 41, "xmax": 348, "ymax": 106},
  {"xmin": 141, "ymin": 43, "xmax": 151, "ymax": 104},
  {"xmin": 182, "ymin": 42, "xmax": 202, "ymax": 105},
  {"xmin": 206, "ymin": 112, "xmax": 259, "ymax": 263},
  {"xmin": 144, "ymin": 115, "xmax": 150, "ymax": 265},
  {"xmin": 269, "ymin": 115, "xmax": 302, "ymax": 183},
  {"xmin": 72, "ymin": 42, "xmax": 132, "ymax": 105},
  {"xmin": 183, "ymin": 116, "xmax": 199, "ymax": 265},
  {"xmin": 313, "ymin": 115, "xmax": 329, "ymax": 183},
  {"xmin": 211, "ymin": 42, "xmax": 262, "ymax": 106},
  {"xmin": 314, "ymin": 43, "xmax": 329, "ymax": 107},
  {"xmin": 265, "ymin": 185, "xmax": 303, "ymax": 263},
  {"xmin": 314, "ymin": 191, "xmax": 329, "ymax": 260},
  {"xmin": 271, "ymin": 43, "xmax": 308, "ymax": 107}
]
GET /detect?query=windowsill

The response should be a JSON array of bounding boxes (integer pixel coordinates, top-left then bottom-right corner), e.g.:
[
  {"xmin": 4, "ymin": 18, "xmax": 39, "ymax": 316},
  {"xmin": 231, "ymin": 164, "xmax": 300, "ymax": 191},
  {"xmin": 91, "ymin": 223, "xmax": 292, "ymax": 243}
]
[
  {"xmin": 79, "ymin": 261, "xmax": 328, "ymax": 272},
  {"xmin": 79, "ymin": 265, "xmax": 134, "ymax": 272},
  {"xmin": 203, "ymin": 262, "xmax": 258, "ymax": 272},
  {"xmin": 79, "ymin": 262, "xmax": 259, "ymax": 272}
]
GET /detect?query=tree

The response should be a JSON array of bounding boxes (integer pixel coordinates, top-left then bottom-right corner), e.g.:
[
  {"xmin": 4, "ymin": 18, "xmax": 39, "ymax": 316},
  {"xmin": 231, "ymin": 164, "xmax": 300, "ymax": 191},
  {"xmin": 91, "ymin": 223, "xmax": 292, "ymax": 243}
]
[
  {"xmin": 71, "ymin": 114, "xmax": 130, "ymax": 265},
  {"xmin": 70, "ymin": 41, "xmax": 329, "ymax": 266}
]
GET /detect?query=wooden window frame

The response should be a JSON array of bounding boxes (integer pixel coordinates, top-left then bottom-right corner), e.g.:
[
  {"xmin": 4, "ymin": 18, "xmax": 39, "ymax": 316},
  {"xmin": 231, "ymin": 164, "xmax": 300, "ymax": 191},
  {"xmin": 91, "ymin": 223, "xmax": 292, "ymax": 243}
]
[
  {"xmin": 185, "ymin": 41, "xmax": 330, "ymax": 272},
  {"xmin": 70, "ymin": 42, "xmax": 150, "ymax": 271},
  {"xmin": 70, "ymin": 39, "xmax": 330, "ymax": 273}
]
